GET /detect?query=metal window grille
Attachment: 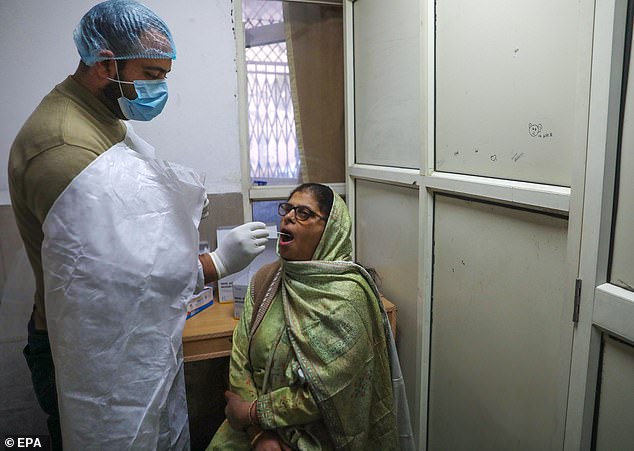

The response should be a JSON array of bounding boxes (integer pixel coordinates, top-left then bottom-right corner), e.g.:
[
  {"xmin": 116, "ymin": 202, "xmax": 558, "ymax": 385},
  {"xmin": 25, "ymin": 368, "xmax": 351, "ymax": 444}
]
[{"xmin": 245, "ymin": 1, "xmax": 300, "ymax": 184}]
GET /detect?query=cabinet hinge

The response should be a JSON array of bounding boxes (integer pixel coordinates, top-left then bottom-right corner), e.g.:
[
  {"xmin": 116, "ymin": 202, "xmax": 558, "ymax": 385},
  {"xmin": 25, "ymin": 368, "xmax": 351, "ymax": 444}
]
[{"xmin": 573, "ymin": 278, "xmax": 582, "ymax": 323}]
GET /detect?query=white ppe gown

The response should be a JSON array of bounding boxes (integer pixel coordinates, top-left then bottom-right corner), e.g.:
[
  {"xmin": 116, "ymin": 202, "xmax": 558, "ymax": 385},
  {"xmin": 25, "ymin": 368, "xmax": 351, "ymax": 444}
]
[{"xmin": 41, "ymin": 127, "xmax": 205, "ymax": 450}]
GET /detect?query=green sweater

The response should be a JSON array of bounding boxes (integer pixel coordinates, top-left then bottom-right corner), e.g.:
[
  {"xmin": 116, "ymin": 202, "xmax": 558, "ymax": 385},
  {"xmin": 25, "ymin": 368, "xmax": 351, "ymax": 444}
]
[{"xmin": 8, "ymin": 76, "xmax": 126, "ymax": 330}]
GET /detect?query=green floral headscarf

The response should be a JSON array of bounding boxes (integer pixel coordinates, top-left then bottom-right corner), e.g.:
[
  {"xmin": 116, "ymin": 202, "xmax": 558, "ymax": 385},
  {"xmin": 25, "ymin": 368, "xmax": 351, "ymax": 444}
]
[
  {"xmin": 280, "ymin": 189, "xmax": 401, "ymax": 450},
  {"xmin": 310, "ymin": 190, "xmax": 352, "ymax": 262}
]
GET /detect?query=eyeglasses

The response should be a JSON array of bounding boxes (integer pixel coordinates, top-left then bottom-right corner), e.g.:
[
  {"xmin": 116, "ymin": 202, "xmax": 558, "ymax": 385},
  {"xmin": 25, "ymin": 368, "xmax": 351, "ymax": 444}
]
[{"xmin": 278, "ymin": 202, "xmax": 328, "ymax": 222}]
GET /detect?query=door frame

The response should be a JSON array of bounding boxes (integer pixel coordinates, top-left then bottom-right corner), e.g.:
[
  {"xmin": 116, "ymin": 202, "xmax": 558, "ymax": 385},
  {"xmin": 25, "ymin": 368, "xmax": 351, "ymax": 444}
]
[
  {"xmin": 345, "ymin": 0, "xmax": 593, "ymax": 448},
  {"xmin": 565, "ymin": 0, "xmax": 634, "ymax": 449}
]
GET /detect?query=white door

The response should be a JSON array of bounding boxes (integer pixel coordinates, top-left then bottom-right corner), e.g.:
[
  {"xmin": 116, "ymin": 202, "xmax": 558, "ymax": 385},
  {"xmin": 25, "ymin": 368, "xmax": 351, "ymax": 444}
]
[
  {"xmin": 426, "ymin": 0, "xmax": 593, "ymax": 448},
  {"xmin": 347, "ymin": 0, "xmax": 594, "ymax": 448},
  {"xmin": 566, "ymin": 1, "xmax": 634, "ymax": 449}
]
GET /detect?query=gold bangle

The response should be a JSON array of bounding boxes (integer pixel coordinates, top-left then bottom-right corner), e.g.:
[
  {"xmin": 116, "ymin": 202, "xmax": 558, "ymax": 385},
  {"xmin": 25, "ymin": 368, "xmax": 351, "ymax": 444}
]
[
  {"xmin": 248, "ymin": 399, "xmax": 258, "ymax": 425},
  {"xmin": 250, "ymin": 430, "xmax": 265, "ymax": 447}
]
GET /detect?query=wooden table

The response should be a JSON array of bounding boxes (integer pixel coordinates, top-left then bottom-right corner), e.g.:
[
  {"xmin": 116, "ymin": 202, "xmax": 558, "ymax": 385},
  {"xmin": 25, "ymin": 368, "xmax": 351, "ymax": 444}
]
[
  {"xmin": 182, "ymin": 297, "xmax": 397, "ymax": 363},
  {"xmin": 183, "ymin": 301, "xmax": 237, "ymax": 362}
]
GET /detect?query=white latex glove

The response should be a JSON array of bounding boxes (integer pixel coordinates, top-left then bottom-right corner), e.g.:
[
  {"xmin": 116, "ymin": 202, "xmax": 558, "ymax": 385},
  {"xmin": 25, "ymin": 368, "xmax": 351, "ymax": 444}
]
[{"xmin": 210, "ymin": 222, "xmax": 268, "ymax": 279}]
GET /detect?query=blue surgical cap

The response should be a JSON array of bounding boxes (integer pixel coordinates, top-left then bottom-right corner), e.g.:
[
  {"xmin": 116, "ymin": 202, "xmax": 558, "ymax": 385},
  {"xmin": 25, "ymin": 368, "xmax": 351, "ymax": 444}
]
[{"xmin": 74, "ymin": 0, "xmax": 176, "ymax": 66}]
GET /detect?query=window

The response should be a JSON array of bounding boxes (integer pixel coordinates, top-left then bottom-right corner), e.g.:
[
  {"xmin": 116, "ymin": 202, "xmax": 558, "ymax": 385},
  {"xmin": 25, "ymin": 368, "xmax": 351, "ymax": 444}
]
[
  {"xmin": 244, "ymin": 0, "xmax": 299, "ymax": 184},
  {"xmin": 240, "ymin": 0, "xmax": 346, "ymax": 221}
]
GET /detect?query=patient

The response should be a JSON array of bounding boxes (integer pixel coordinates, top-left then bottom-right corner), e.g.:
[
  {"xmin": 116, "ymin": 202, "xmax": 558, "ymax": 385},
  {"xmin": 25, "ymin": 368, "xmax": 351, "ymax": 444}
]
[{"xmin": 207, "ymin": 183, "xmax": 413, "ymax": 451}]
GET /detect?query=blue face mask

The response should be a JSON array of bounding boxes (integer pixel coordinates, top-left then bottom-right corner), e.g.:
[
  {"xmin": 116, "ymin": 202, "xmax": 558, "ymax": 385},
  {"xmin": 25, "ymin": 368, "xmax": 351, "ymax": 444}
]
[
  {"xmin": 107, "ymin": 78, "xmax": 169, "ymax": 121},
  {"xmin": 107, "ymin": 60, "xmax": 169, "ymax": 121},
  {"xmin": 120, "ymin": 79, "xmax": 168, "ymax": 121}
]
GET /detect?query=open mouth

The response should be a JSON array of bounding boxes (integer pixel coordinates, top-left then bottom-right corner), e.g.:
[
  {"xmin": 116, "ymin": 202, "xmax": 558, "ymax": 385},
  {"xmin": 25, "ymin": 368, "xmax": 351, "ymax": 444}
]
[{"xmin": 278, "ymin": 230, "xmax": 294, "ymax": 245}]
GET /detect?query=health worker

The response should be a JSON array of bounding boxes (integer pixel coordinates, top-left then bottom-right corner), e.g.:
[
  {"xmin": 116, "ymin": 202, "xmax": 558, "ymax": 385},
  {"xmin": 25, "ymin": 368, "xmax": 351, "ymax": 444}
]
[{"xmin": 7, "ymin": 1, "xmax": 268, "ymax": 450}]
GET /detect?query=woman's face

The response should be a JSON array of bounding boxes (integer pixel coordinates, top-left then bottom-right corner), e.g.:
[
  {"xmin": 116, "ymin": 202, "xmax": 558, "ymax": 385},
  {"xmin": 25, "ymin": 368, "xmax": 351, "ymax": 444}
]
[{"xmin": 278, "ymin": 190, "xmax": 328, "ymax": 261}]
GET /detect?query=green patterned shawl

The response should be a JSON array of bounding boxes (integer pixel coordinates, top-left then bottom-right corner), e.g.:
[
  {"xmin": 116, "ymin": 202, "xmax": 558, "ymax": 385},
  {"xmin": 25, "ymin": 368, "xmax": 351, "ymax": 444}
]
[{"xmin": 280, "ymin": 191, "xmax": 400, "ymax": 450}]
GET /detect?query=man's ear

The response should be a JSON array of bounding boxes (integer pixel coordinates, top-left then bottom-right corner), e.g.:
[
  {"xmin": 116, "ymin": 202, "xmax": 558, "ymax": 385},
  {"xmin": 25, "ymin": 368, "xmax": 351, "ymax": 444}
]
[{"xmin": 94, "ymin": 50, "xmax": 116, "ymax": 80}]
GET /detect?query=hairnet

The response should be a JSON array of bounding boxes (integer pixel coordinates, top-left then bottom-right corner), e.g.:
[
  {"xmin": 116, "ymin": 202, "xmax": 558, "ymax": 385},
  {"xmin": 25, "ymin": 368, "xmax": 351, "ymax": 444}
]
[{"xmin": 74, "ymin": 0, "xmax": 176, "ymax": 66}]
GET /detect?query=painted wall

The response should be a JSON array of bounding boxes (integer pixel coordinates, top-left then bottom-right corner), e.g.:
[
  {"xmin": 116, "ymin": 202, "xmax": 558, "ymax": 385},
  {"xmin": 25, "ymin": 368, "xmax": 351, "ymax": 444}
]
[{"xmin": 0, "ymin": 0, "xmax": 242, "ymax": 201}]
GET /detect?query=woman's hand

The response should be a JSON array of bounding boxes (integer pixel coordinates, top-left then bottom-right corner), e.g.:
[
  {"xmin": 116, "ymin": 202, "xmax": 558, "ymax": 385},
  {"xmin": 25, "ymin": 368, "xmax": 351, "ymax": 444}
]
[
  {"xmin": 253, "ymin": 432, "xmax": 292, "ymax": 451},
  {"xmin": 224, "ymin": 390, "xmax": 252, "ymax": 430}
]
